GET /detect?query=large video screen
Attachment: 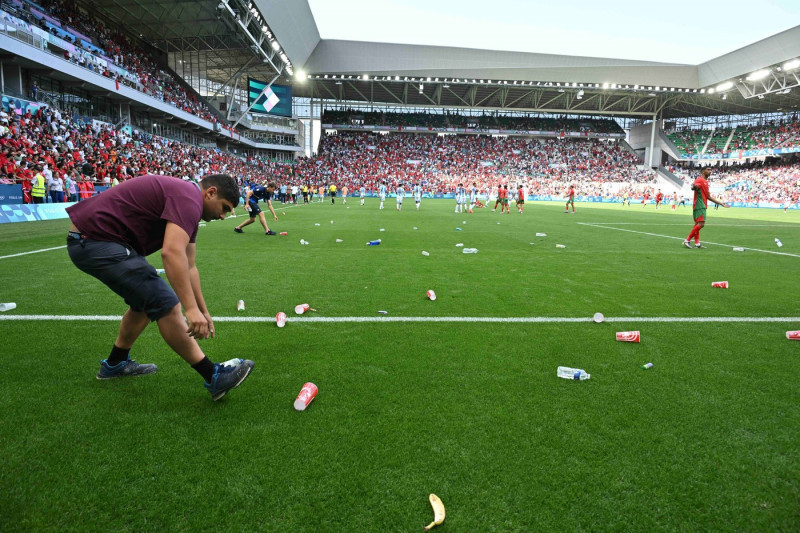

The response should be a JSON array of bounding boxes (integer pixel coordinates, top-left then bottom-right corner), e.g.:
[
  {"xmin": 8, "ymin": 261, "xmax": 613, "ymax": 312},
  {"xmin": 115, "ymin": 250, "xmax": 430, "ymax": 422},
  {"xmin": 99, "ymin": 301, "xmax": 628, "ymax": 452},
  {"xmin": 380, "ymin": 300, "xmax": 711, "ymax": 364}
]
[{"xmin": 248, "ymin": 78, "xmax": 293, "ymax": 117}]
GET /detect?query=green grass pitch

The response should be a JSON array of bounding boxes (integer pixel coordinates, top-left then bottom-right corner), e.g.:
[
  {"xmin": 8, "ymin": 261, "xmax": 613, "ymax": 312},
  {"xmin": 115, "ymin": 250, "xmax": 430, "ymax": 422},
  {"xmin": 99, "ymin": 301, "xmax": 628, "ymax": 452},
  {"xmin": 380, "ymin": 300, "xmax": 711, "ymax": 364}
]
[{"xmin": 1, "ymin": 198, "xmax": 798, "ymax": 531}]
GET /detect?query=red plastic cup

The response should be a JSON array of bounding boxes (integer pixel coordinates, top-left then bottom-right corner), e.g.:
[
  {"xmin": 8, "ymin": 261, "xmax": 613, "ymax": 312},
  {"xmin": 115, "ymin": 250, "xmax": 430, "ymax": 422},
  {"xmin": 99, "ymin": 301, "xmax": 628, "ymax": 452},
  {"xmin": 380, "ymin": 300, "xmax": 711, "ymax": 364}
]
[
  {"xmin": 426, "ymin": 290, "xmax": 437, "ymax": 301},
  {"xmin": 711, "ymin": 281, "xmax": 729, "ymax": 289},
  {"xmin": 616, "ymin": 331, "xmax": 641, "ymax": 343},
  {"xmin": 294, "ymin": 303, "xmax": 310, "ymax": 315},
  {"xmin": 279, "ymin": 231, "xmax": 288, "ymax": 236},
  {"xmin": 787, "ymin": 330, "xmax": 800, "ymax": 340},
  {"xmin": 294, "ymin": 382, "xmax": 318, "ymax": 411},
  {"xmin": 276, "ymin": 312, "xmax": 287, "ymax": 328}
]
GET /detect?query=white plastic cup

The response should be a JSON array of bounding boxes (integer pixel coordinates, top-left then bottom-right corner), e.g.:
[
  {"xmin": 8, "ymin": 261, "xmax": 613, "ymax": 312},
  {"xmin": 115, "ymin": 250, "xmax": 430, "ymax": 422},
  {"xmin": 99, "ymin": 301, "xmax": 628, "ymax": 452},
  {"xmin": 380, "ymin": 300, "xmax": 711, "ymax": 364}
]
[
  {"xmin": 556, "ymin": 244, "xmax": 566, "ymax": 248},
  {"xmin": 276, "ymin": 312, "xmax": 287, "ymax": 328},
  {"xmin": 237, "ymin": 300, "xmax": 245, "ymax": 311},
  {"xmin": 294, "ymin": 382, "xmax": 318, "ymax": 411},
  {"xmin": 536, "ymin": 233, "xmax": 547, "ymax": 237},
  {"xmin": 426, "ymin": 290, "xmax": 437, "ymax": 301},
  {"xmin": 0, "ymin": 302, "xmax": 17, "ymax": 312},
  {"xmin": 421, "ymin": 251, "xmax": 430, "ymax": 256},
  {"xmin": 593, "ymin": 312, "xmax": 605, "ymax": 323}
]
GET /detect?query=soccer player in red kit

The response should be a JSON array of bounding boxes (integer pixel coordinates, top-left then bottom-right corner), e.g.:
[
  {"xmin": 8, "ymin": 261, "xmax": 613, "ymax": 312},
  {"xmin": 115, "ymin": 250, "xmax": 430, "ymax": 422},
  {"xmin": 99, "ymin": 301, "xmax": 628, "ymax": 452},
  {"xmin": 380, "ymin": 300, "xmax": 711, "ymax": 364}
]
[
  {"xmin": 493, "ymin": 185, "xmax": 503, "ymax": 212},
  {"xmin": 655, "ymin": 190, "xmax": 663, "ymax": 209},
  {"xmin": 641, "ymin": 192, "xmax": 649, "ymax": 208},
  {"xmin": 683, "ymin": 167, "xmax": 728, "ymax": 249},
  {"xmin": 516, "ymin": 184, "xmax": 525, "ymax": 213},
  {"xmin": 564, "ymin": 184, "xmax": 575, "ymax": 213}
]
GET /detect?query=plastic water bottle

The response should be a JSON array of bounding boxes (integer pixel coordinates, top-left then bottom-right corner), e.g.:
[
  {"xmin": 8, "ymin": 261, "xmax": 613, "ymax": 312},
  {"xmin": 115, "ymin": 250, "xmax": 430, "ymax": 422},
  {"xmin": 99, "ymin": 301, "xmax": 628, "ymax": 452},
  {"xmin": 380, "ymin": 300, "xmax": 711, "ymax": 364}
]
[
  {"xmin": 0, "ymin": 302, "xmax": 17, "ymax": 312},
  {"xmin": 733, "ymin": 247, "xmax": 745, "ymax": 252},
  {"xmin": 462, "ymin": 248, "xmax": 478, "ymax": 254},
  {"xmin": 557, "ymin": 366, "xmax": 590, "ymax": 380},
  {"xmin": 367, "ymin": 240, "xmax": 381, "ymax": 246},
  {"xmin": 775, "ymin": 238, "xmax": 783, "ymax": 248},
  {"xmin": 642, "ymin": 362, "xmax": 654, "ymax": 370},
  {"xmin": 421, "ymin": 251, "xmax": 430, "ymax": 256}
]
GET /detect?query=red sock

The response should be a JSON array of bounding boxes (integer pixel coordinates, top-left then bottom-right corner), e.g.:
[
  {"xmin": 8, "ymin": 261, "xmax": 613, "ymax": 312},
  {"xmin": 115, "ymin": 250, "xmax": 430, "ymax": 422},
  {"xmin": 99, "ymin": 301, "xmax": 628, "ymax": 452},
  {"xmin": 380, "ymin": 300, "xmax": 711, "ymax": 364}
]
[{"xmin": 686, "ymin": 226, "xmax": 697, "ymax": 242}]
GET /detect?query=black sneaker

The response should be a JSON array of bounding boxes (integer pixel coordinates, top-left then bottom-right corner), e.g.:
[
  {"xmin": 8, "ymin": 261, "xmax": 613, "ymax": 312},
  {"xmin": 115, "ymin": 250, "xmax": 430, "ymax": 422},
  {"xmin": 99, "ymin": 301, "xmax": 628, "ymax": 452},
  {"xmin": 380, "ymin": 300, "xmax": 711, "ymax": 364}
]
[
  {"xmin": 265, "ymin": 230, "xmax": 277, "ymax": 235},
  {"xmin": 695, "ymin": 243, "xmax": 705, "ymax": 249},
  {"xmin": 97, "ymin": 358, "xmax": 158, "ymax": 380},
  {"xmin": 234, "ymin": 227, "xmax": 243, "ymax": 233},
  {"xmin": 204, "ymin": 358, "xmax": 255, "ymax": 401}
]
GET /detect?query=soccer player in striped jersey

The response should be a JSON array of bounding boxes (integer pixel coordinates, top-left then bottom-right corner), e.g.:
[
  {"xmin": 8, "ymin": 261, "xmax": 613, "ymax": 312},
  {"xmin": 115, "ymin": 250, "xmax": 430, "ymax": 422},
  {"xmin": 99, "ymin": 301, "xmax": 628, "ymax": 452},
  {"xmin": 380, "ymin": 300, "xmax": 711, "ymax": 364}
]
[
  {"xmin": 468, "ymin": 182, "xmax": 478, "ymax": 213},
  {"xmin": 360, "ymin": 185, "xmax": 366, "ymax": 205},
  {"xmin": 683, "ymin": 167, "xmax": 728, "ymax": 249},
  {"xmin": 396, "ymin": 183, "xmax": 405, "ymax": 211},
  {"xmin": 455, "ymin": 183, "xmax": 466, "ymax": 213},
  {"xmin": 378, "ymin": 181, "xmax": 387, "ymax": 210},
  {"xmin": 413, "ymin": 182, "xmax": 422, "ymax": 210}
]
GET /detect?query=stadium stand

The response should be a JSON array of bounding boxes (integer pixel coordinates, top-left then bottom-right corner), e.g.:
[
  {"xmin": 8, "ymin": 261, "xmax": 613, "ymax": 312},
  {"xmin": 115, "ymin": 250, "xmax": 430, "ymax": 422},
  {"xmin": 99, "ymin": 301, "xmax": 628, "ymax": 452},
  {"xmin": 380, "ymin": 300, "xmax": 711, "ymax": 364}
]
[{"xmin": 668, "ymin": 119, "xmax": 800, "ymax": 157}]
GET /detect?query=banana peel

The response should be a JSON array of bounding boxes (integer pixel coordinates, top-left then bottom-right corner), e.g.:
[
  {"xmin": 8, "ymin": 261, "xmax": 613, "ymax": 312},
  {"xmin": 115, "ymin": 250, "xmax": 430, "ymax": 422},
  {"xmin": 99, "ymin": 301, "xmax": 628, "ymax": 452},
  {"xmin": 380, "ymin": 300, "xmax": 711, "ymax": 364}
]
[{"xmin": 424, "ymin": 493, "xmax": 446, "ymax": 530}]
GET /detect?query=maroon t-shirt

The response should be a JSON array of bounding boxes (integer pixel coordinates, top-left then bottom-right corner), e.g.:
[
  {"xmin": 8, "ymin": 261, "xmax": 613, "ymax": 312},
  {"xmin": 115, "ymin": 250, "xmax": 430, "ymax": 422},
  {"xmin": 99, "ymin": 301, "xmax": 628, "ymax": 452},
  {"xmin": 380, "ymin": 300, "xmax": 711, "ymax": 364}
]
[{"xmin": 67, "ymin": 174, "xmax": 202, "ymax": 256}]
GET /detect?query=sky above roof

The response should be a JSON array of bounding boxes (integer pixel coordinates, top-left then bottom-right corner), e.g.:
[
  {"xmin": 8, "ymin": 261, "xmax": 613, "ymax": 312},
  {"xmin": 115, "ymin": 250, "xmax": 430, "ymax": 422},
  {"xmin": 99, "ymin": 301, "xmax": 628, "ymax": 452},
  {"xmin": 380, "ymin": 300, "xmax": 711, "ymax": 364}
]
[{"xmin": 307, "ymin": 0, "xmax": 800, "ymax": 64}]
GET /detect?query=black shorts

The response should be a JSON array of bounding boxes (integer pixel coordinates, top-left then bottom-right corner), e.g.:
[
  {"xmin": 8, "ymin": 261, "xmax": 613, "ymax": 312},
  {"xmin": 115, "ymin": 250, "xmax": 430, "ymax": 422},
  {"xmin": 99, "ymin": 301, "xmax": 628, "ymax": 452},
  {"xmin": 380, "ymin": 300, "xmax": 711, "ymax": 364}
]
[
  {"xmin": 248, "ymin": 201, "xmax": 262, "ymax": 218},
  {"xmin": 67, "ymin": 235, "xmax": 179, "ymax": 321}
]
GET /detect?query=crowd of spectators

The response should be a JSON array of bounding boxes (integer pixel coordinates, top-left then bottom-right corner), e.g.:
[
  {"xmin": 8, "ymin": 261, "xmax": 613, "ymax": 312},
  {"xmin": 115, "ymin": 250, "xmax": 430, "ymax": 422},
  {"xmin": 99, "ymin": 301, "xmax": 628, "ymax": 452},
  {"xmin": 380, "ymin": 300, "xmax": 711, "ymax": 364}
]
[
  {"xmin": 323, "ymin": 110, "xmax": 625, "ymax": 135},
  {"xmin": 290, "ymin": 132, "xmax": 655, "ymax": 198},
  {"xmin": 6, "ymin": 0, "xmax": 221, "ymax": 124},
  {"xmin": 2, "ymin": 104, "xmax": 797, "ymax": 206},
  {"xmin": 0, "ymin": 104, "xmax": 299, "ymax": 203}
]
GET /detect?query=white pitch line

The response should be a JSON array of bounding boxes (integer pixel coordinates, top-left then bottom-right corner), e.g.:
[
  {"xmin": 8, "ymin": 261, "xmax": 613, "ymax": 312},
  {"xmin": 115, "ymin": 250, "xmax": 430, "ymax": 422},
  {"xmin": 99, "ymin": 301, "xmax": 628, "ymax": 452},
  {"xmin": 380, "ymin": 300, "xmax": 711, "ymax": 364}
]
[
  {"xmin": 580, "ymin": 222, "xmax": 800, "ymax": 227},
  {"xmin": 578, "ymin": 222, "xmax": 800, "ymax": 258},
  {"xmin": 0, "ymin": 245, "xmax": 67, "ymax": 260},
  {"xmin": 0, "ymin": 314, "xmax": 798, "ymax": 323}
]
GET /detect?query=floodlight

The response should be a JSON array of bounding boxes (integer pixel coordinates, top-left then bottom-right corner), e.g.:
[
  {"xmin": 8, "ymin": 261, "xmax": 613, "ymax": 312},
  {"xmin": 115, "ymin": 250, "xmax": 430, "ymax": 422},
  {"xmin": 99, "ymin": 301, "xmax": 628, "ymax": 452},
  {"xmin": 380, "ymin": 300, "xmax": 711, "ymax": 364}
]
[
  {"xmin": 715, "ymin": 81, "xmax": 733, "ymax": 91},
  {"xmin": 722, "ymin": 94, "xmax": 727, "ymax": 100},
  {"xmin": 707, "ymin": 88, "xmax": 715, "ymax": 94},
  {"xmin": 783, "ymin": 59, "xmax": 800, "ymax": 71},
  {"xmin": 362, "ymin": 74, "xmax": 369, "ymax": 80},
  {"xmin": 602, "ymin": 83, "xmax": 609, "ymax": 89},
  {"xmin": 745, "ymin": 69, "xmax": 770, "ymax": 81},
  {"xmin": 271, "ymin": 41, "xmax": 280, "ymax": 51},
  {"xmin": 295, "ymin": 70, "xmax": 305, "ymax": 80}
]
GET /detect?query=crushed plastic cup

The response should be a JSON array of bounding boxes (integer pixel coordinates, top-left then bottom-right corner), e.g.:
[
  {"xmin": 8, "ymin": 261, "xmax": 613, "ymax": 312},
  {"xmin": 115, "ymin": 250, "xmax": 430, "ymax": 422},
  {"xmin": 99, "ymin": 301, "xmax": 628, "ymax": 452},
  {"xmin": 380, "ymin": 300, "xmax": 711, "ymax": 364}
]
[
  {"xmin": 300, "ymin": 239, "xmax": 309, "ymax": 245},
  {"xmin": 455, "ymin": 227, "xmax": 462, "ymax": 231},
  {"xmin": 314, "ymin": 223, "xmax": 320, "ymax": 226},
  {"xmin": 280, "ymin": 232, "xmax": 288, "ymax": 236},
  {"xmin": 455, "ymin": 243, "xmax": 464, "ymax": 247},
  {"xmin": 426, "ymin": 290, "xmax": 437, "ymax": 301},
  {"xmin": 413, "ymin": 227, "xmax": 418, "ymax": 230},
  {"xmin": 276, "ymin": 312, "xmax": 287, "ymax": 328},
  {"xmin": 556, "ymin": 244, "xmax": 566, "ymax": 248},
  {"xmin": 733, "ymin": 247, "xmax": 745, "ymax": 252},
  {"xmin": 593, "ymin": 312, "xmax": 605, "ymax": 323},
  {"xmin": 711, "ymin": 281, "xmax": 729, "ymax": 289},
  {"xmin": 421, "ymin": 251, "xmax": 430, "ymax": 256},
  {"xmin": 786, "ymin": 330, "xmax": 800, "ymax": 340},
  {"xmin": 294, "ymin": 382, "xmax": 318, "ymax": 411},
  {"xmin": 294, "ymin": 303, "xmax": 314, "ymax": 315},
  {"xmin": 237, "ymin": 300, "xmax": 245, "ymax": 312},
  {"xmin": 462, "ymin": 248, "xmax": 478, "ymax": 254},
  {"xmin": 335, "ymin": 239, "xmax": 343, "ymax": 243},
  {"xmin": 380, "ymin": 228, "xmax": 385, "ymax": 232},
  {"xmin": 616, "ymin": 331, "xmax": 640, "ymax": 343},
  {"xmin": 536, "ymin": 232, "xmax": 547, "ymax": 237},
  {"xmin": 378, "ymin": 310, "xmax": 388, "ymax": 315},
  {"xmin": 642, "ymin": 362, "xmax": 654, "ymax": 370},
  {"xmin": 462, "ymin": 221, "xmax": 467, "ymax": 224},
  {"xmin": 0, "ymin": 302, "xmax": 17, "ymax": 312}
]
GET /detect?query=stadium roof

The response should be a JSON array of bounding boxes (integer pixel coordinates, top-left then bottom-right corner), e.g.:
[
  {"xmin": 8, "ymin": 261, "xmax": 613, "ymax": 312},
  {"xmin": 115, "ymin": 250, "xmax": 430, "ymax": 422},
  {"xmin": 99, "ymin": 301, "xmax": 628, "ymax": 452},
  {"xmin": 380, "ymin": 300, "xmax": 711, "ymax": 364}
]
[{"xmin": 83, "ymin": 0, "xmax": 800, "ymax": 119}]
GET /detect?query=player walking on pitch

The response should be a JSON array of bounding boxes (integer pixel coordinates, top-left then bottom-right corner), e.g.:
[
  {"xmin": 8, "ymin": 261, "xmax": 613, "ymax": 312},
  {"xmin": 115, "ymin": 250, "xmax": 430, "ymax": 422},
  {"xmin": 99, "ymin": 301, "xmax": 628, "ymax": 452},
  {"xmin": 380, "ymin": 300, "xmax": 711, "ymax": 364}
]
[
  {"xmin": 396, "ymin": 182, "xmax": 405, "ymax": 211},
  {"xmin": 413, "ymin": 182, "xmax": 422, "ymax": 210},
  {"xmin": 565, "ymin": 184, "xmax": 575, "ymax": 213},
  {"xmin": 683, "ymin": 167, "xmax": 728, "ymax": 249},
  {"xmin": 378, "ymin": 181, "xmax": 387, "ymax": 210}
]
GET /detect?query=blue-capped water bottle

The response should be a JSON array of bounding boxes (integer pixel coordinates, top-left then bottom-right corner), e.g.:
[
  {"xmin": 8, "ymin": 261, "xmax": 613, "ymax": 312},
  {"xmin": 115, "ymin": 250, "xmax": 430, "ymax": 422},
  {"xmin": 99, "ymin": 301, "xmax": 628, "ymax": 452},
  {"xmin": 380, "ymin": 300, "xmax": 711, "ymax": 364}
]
[
  {"xmin": 366, "ymin": 239, "xmax": 381, "ymax": 246},
  {"xmin": 557, "ymin": 366, "xmax": 590, "ymax": 380}
]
